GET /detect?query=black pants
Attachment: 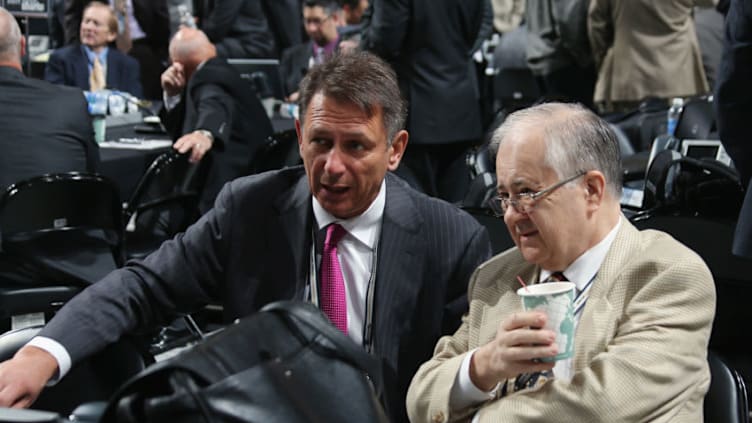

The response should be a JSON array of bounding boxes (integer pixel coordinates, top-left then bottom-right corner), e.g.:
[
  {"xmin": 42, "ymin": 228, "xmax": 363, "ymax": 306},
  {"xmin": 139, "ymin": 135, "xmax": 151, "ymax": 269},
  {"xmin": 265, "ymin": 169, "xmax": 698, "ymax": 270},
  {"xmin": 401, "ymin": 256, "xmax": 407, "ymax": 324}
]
[
  {"xmin": 129, "ymin": 39, "xmax": 167, "ymax": 101},
  {"xmin": 395, "ymin": 141, "xmax": 476, "ymax": 204},
  {"xmin": 536, "ymin": 63, "xmax": 597, "ymax": 111}
]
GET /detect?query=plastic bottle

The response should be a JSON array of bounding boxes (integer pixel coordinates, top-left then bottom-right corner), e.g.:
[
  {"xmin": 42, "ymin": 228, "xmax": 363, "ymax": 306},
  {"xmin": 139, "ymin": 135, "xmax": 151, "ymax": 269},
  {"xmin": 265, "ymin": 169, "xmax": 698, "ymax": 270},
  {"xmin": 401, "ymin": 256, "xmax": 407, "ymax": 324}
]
[
  {"xmin": 667, "ymin": 97, "xmax": 684, "ymax": 137},
  {"xmin": 177, "ymin": 4, "xmax": 196, "ymax": 29}
]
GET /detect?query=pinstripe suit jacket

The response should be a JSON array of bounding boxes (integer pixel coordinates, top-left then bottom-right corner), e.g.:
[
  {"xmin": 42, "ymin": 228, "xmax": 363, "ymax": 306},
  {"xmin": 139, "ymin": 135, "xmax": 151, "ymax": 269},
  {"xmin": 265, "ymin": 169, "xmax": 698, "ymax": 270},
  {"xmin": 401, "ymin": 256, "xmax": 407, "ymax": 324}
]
[
  {"xmin": 407, "ymin": 217, "xmax": 716, "ymax": 423},
  {"xmin": 40, "ymin": 166, "xmax": 492, "ymax": 423}
]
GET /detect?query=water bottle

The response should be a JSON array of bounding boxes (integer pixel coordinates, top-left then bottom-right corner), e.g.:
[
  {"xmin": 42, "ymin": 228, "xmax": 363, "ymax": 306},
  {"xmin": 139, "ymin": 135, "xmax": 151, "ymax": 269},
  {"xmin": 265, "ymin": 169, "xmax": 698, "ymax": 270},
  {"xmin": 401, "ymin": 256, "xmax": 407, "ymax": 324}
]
[
  {"xmin": 177, "ymin": 4, "xmax": 196, "ymax": 28},
  {"xmin": 667, "ymin": 97, "xmax": 684, "ymax": 137}
]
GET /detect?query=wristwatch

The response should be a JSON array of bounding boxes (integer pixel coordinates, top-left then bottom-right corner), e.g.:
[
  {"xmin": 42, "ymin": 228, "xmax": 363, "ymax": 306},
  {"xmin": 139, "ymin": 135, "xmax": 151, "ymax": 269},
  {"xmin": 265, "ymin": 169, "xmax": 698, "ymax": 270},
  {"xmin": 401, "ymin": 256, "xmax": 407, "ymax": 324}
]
[{"xmin": 195, "ymin": 129, "xmax": 214, "ymax": 143}]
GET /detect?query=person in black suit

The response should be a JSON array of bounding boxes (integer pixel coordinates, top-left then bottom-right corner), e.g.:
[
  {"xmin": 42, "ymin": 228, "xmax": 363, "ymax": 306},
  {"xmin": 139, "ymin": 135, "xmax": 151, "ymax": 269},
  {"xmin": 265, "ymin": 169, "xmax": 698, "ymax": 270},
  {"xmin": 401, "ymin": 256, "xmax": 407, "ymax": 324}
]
[
  {"xmin": 716, "ymin": 0, "xmax": 752, "ymax": 258},
  {"xmin": 261, "ymin": 0, "xmax": 304, "ymax": 57},
  {"xmin": 280, "ymin": 0, "xmax": 343, "ymax": 101},
  {"xmin": 361, "ymin": 0, "xmax": 485, "ymax": 203},
  {"xmin": 63, "ymin": 0, "xmax": 169, "ymax": 100},
  {"xmin": 0, "ymin": 7, "xmax": 99, "ymax": 193},
  {"xmin": 0, "ymin": 51, "xmax": 491, "ymax": 423},
  {"xmin": 193, "ymin": 0, "xmax": 276, "ymax": 59},
  {"xmin": 46, "ymin": 1, "xmax": 143, "ymax": 97},
  {"xmin": 159, "ymin": 27, "xmax": 273, "ymax": 212}
]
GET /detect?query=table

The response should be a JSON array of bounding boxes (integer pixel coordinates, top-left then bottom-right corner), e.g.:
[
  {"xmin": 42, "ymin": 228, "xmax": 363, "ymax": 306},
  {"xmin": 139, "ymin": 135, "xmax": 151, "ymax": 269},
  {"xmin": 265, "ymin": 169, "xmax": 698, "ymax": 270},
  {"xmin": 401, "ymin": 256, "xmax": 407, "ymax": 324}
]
[{"xmin": 98, "ymin": 116, "xmax": 296, "ymax": 202}]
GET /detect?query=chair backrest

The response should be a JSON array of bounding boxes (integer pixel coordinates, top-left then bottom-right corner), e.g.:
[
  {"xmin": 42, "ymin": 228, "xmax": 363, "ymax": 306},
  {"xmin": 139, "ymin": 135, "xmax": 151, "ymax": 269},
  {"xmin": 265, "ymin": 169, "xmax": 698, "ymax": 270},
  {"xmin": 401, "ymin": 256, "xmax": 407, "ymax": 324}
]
[
  {"xmin": 123, "ymin": 151, "xmax": 208, "ymax": 255},
  {"xmin": 0, "ymin": 325, "xmax": 152, "ymax": 416},
  {"xmin": 705, "ymin": 350, "xmax": 750, "ymax": 423},
  {"xmin": 0, "ymin": 173, "xmax": 124, "ymax": 285},
  {"xmin": 0, "ymin": 173, "xmax": 121, "ymax": 245},
  {"xmin": 462, "ymin": 207, "xmax": 515, "ymax": 255},
  {"xmin": 675, "ymin": 96, "xmax": 716, "ymax": 140}
]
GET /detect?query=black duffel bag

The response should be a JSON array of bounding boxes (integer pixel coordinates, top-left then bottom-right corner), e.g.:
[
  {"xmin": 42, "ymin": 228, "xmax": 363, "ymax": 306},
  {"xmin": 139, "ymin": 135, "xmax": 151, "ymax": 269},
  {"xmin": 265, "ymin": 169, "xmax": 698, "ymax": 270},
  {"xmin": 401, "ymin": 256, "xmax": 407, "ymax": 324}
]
[{"xmin": 101, "ymin": 301, "xmax": 389, "ymax": 423}]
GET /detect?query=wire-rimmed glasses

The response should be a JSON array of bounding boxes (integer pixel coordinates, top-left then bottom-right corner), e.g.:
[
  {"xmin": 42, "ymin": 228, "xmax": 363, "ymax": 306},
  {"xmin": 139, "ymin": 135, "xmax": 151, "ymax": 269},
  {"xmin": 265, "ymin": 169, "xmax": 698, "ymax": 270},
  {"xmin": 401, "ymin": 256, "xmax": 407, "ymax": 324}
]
[{"xmin": 488, "ymin": 171, "xmax": 587, "ymax": 216}]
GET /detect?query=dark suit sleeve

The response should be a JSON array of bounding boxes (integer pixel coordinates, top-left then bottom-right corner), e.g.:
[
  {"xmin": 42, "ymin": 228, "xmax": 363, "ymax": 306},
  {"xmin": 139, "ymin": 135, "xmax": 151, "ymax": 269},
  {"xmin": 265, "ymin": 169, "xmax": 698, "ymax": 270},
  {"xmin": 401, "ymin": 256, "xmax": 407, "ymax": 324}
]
[
  {"xmin": 77, "ymin": 106, "xmax": 100, "ymax": 173},
  {"xmin": 45, "ymin": 50, "xmax": 68, "ymax": 85},
  {"xmin": 193, "ymin": 83, "xmax": 234, "ymax": 150},
  {"xmin": 443, "ymin": 222, "xmax": 492, "ymax": 334},
  {"xmin": 360, "ymin": 0, "xmax": 410, "ymax": 59},
  {"xmin": 123, "ymin": 56, "xmax": 144, "ymax": 98},
  {"xmin": 38, "ymin": 178, "xmax": 240, "ymax": 363},
  {"xmin": 716, "ymin": 0, "xmax": 752, "ymax": 186},
  {"xmin": 201, "ymin": 0, "xmax": 244, "ymax": 42}
]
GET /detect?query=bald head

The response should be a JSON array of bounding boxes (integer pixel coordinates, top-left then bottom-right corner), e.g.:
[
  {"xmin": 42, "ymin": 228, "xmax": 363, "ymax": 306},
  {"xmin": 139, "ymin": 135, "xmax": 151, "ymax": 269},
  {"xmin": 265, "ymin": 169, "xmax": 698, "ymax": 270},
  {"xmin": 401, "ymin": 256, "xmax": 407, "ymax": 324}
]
[
  {"xmin": 169, "ymin": 27, "xmax": 216, "ymax": 79},
  {"xmin": 0, "ymin": 7, "xmax": 23, "ymax": 67}
]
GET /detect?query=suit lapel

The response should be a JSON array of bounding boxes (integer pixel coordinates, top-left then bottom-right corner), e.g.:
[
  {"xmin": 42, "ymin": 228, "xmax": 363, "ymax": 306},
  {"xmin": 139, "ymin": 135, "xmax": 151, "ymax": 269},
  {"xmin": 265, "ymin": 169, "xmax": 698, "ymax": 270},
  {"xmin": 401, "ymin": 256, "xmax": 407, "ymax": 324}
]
[
  {"xmin": 371, "ymin": 174, "xmax": 425, "ymax": 360},
  {"xmin": 573, "ymin": 217, "xmax": 640, "ymax": 371},
  {"xmin": 274, "ymin": 174, "xmax": 313, "ymax": 296}
]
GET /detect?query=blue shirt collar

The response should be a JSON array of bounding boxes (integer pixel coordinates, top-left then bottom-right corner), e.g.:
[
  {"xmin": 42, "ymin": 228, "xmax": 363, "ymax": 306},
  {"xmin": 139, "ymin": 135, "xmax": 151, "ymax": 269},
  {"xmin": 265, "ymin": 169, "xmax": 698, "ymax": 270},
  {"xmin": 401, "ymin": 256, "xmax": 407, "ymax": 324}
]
[{"xmin": 82, "ymin": 45, "xmax": 108, "ymax": 66}]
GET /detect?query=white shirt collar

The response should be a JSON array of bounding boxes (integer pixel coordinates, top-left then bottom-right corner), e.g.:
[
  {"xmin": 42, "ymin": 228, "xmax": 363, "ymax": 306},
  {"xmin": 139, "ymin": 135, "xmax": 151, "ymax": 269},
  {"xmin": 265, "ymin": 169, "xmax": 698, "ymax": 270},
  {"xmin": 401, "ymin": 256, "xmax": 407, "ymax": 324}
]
[
  {"xmin": 311, "ymin": 180, "xmax": 386, "ymax": 250},
  {"xmin": 540, "ymin": 218, "xmax": 622, "ymax": 292}
]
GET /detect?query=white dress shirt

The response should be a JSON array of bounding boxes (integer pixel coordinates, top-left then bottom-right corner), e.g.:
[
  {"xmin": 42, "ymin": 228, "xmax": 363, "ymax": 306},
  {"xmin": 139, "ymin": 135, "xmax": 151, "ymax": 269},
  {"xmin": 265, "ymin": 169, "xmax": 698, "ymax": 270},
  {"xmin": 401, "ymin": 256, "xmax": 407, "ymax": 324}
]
[
  {"xmin": 311, "ymin": 181, "xmax": 386, "ymax": 346},
  {"xmin": 450, "ymin": 219, "xmax": 622, "ymax": 414}
]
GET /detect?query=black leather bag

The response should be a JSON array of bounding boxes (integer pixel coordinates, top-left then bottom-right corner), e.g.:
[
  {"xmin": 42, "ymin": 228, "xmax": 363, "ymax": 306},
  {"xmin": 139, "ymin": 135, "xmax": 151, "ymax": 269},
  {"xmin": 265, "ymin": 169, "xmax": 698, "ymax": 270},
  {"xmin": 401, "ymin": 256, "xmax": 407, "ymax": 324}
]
[{"xmin": 101, "ymin": 301, "xmax": 389, "ymax": 423}]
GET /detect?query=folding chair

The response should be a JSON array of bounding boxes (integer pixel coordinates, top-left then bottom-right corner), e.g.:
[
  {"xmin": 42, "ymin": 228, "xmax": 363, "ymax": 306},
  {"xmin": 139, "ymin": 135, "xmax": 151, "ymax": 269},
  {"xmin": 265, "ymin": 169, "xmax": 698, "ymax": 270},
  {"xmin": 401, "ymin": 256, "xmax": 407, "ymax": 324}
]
[
  {"xmin": 123, "ymin": 151, "xmax": 208, "ymax": 260},
  {"xmin": 0, "ymin": 172, "xmax": 123, "ymax": 286}
]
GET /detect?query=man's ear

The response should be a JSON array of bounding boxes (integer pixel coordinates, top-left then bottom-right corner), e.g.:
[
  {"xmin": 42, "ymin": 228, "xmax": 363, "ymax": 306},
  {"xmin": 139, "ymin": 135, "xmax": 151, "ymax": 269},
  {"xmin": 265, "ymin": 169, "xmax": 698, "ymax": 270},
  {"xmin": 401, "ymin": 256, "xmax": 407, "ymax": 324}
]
[
  {"xmin": 387, "ymin": 130, "xmax": 408, "ymax": 171},
  {"xmin": 583, "ymin": 170, "xmax": 607, "ymax": 208}
]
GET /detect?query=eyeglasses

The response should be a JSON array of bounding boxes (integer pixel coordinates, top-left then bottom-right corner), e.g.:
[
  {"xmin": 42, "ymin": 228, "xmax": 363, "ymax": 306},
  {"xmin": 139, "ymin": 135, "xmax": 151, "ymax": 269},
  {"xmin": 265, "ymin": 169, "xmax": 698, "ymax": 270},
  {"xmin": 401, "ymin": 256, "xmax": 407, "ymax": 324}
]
[
  {"xmin": 488, "ymin": 171, "xmax": 587, "ymax": 216},
  {"xmin": 304, "ymin": 15, "xmax": 331, "ymax": 26}
]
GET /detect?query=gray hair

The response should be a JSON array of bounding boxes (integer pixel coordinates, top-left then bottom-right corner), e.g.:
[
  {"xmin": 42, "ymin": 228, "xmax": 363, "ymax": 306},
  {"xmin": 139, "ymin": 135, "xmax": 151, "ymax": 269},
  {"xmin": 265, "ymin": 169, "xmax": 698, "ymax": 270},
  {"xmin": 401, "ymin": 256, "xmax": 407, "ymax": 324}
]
[
  {"xmin": 491, "ymin": 102, "xmax": 623, "ymax": 197},
  {"xmin": 0, "ymin": 7, "xmax": 22, "ymax": 62},
  {"xmin": 297, "ymin": 51, "xmax": 407, "ymax": 145}
]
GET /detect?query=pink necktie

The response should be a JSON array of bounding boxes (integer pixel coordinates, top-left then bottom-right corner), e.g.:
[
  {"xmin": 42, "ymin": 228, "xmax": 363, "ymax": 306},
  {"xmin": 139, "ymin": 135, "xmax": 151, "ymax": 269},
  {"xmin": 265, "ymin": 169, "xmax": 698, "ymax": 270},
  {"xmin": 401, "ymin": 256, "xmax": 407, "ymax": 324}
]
[{"xmin": 320, "ymin": 223, "xmax": 348, "ymax": 333}]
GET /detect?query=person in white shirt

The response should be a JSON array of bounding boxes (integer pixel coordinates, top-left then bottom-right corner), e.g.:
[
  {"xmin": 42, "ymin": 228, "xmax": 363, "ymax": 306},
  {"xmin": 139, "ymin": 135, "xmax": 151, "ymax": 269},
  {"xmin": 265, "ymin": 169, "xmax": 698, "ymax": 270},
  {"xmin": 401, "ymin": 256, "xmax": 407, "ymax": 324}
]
[{"xmin": 407, "ymin": 102, "xmax": 716, "ymax": 422}]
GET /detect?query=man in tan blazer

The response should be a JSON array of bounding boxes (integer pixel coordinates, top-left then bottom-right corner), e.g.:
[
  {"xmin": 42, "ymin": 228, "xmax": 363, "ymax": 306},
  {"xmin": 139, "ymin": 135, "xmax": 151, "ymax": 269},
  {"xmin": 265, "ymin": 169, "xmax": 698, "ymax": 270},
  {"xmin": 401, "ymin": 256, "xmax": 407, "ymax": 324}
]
[
  {"xmin": 588, "ymin": 0, "xmax": 716, "ymax": 112},
  {"xmin": 406, "ymin": 103, "xmax": 715, "ymax": 422}
]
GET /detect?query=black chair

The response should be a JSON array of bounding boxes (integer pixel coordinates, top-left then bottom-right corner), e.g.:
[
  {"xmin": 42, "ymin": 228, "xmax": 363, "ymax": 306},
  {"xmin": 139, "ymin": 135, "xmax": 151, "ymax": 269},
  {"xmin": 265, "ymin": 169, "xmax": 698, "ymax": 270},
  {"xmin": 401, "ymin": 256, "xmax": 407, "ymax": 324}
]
[
  {"xmin": 0, "ymin": 325, "xmax": 152, "ymax": 417},
  {"xmin": 705, "ymin": 350, "xmax": 750, "ymax": 423},
  {"xmin": 462, "ymin": 207, "xmax": 515, "ymax": 255},
  {"xmin": 0, "ymin": 173, "xmax": 123, "ymax": 286},
  {"xmin": 631, "ymin": 214, "xmax": 752, "ymax": 399},
  {"xmin": 123, "ymin": 151, "xmax": 209, "ymax": 260}
]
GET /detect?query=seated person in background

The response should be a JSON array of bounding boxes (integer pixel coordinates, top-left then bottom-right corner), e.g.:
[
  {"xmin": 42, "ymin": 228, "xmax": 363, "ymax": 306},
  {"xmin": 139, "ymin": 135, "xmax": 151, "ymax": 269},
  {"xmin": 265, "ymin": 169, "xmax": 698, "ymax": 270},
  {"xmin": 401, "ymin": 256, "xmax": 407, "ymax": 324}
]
[
  {"xmin": 281, "ymin": 0, "xmax": 343, "ymax": 102},
  {"xmin": 0, "ymin": 51, "xmax": 491, "ymax": 423},
  {"xmin": 0, "ymin": 6, "xmax": 100, "ymax": 284},
  {"xmin": 0, "ymin": 6, "xmax": 99, "ymax": 193},
  {"xmin": 45, "ymin": 1, "xmax": 142, "ymax": 97},
  {"xmin": 159, "ymin": 26, "xmax": 273, "ymax": 213},
  {"xmin": 407, "ymin": 102, "xmax": 716, "ymax": 422}
]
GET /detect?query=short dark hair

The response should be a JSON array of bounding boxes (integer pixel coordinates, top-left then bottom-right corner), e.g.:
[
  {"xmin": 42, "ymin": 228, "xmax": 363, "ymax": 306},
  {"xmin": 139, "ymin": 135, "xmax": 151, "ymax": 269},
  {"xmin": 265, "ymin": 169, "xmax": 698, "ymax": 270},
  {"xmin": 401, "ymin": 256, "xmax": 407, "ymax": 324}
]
[
  {"xmin": 297, "ymin": 51, "xmax": 407, "ymax": 144},
  {"xmin": 304, "ymin": 0, "xmax": 341, "ymax": 15},
  {"xmin": 338, "ymin": 0, "xmax": 361, "ymax": 8}
]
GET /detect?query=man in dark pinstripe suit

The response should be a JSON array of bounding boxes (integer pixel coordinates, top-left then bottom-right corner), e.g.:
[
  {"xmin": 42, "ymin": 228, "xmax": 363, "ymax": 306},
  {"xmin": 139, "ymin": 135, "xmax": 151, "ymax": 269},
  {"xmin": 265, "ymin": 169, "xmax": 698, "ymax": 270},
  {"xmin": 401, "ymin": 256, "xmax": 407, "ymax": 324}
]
[{"xmin": 0, "ymin": 52, "xmax": 491, "ymax": 423}]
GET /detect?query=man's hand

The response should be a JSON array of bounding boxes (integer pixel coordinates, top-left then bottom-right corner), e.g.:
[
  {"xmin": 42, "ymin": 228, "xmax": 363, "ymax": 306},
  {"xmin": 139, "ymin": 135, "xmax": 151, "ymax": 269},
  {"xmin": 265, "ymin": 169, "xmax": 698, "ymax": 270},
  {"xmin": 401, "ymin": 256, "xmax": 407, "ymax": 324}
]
[
  {"xmin": 161, "ymin": 62, "xmax": 186, "ymax": 97},
  {"xmin": 469, "ymin": 311, "xmax": 557, "ymax": 391},
  {"xmin": 0, "ymin": 346, "xmax": 59, "ymax": 408},
  {"xmin": 174, "ymin": 130, "xmax": 214, "ymax": 163}
]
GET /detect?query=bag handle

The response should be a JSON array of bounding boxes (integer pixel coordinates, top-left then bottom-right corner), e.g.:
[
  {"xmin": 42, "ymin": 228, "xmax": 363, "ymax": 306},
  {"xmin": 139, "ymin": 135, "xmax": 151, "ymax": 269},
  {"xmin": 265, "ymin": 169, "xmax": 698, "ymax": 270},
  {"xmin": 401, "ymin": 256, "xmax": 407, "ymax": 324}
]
[{"xmin": 261, "ymin": 301, "xmax": 384, "ymax": 395}]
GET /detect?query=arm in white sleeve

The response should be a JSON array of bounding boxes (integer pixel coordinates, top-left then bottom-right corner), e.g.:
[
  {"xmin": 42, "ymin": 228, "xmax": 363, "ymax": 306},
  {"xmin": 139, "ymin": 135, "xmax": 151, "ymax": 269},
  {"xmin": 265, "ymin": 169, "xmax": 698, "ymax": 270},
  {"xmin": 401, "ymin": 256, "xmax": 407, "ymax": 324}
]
[{"xmin": 26, "ymin": 336, "xmax": 72, "ymax": 385}]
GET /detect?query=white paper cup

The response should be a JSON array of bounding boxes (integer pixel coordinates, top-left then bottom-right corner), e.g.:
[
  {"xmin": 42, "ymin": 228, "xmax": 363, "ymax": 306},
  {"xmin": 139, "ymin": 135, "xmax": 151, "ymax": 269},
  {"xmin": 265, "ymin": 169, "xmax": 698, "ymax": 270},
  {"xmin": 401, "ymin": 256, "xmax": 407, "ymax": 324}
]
[{"xmin": 517, "ymin": 281, "xmax": 576, "ymax": 361}]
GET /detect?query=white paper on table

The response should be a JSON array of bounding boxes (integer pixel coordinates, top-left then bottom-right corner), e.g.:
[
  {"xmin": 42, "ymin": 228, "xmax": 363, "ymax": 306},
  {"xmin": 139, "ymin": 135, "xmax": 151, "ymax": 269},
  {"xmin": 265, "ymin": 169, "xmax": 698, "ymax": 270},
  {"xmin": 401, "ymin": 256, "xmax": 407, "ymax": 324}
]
[{"xmin": 100, "ymin": 139, "xmax": 174, "ymax": 150}]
